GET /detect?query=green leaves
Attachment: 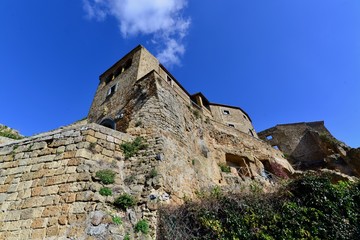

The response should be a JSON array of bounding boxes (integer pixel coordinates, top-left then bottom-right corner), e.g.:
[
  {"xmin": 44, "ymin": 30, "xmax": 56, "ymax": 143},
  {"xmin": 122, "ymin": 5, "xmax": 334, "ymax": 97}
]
[{"xmin": 158, "ymin": 174, "xmax": 360, "ymax": 240}]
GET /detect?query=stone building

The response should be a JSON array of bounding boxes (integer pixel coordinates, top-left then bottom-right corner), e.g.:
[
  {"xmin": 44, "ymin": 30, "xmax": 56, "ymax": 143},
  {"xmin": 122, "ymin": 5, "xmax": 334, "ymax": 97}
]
[
  {"xmin": 88, "ymin": 45, "xmax": 257, "ymax": 138},
  {"xmin": 0, "ymin": 45, "xmax": 293, "ymax": 239}
]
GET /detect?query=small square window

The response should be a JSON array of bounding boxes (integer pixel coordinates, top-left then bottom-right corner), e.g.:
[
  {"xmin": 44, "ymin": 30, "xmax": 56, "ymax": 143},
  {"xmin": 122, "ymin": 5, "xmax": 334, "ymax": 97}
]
[
  {"xmin": 223, "ymin": 110, "xmax": 230, "ymax": 115},
  {"xmin": 266, "ymin": 135, "xmax": 273, "ymax": 140},
  {"xmin": 243, "ymin": 115, "xmax": 247, "ymax": 120},
  {"xmin": 228, "ymin": 124, "xmax": 235, "ymax": 127}
]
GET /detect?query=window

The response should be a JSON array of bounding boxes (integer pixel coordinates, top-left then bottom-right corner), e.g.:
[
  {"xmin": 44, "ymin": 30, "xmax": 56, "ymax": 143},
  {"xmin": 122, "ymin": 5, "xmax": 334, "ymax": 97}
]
[
  {"xmin": 243, "ymin": 115, "xmax": 247, "ymax": 120},
  {"xmin": 107, "ymin": 84, "xmax": 117, "ymax": 97},
  {"xmin": 167, "ymin": 75, "xmax": 172, "ymax": 82},
  {"xmin": 228, "ymin": 124, "xmax": 235, "ymax": 128},
  {"xmin": 223, "ymin": 110, "xmax": 230, "ymax": 115},
  {"xmin": 266, "ymin": 135, "xmax": 273, "ymax": 140},
  {"xmin": 272, "ymin": 145, "xmax": 280, "ymax": 150}
]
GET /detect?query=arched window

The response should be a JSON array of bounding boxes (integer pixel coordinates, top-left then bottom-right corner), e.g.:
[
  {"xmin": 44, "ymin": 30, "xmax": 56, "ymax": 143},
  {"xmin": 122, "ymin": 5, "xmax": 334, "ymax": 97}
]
[{"xmin": 100, "ymin": 118, "xmax": 116, "ymax": 130}]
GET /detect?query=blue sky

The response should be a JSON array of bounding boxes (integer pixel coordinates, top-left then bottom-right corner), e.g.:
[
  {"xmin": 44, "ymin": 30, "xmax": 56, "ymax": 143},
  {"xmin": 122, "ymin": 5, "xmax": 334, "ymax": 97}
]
[{"xmin": 0, "ymin": 0, "xmax": 359, "ymax": 147}]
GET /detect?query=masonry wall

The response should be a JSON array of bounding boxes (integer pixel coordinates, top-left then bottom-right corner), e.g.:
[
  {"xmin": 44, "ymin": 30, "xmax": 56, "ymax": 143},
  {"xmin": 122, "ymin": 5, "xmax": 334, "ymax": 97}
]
[
  {"xmin": 210, "ymin": 105, "xmax": 258, "ymax": 138},
  {"xmin": 88, "ymin": 48, "xmax": 142, "ymax": 125},
  {"xmin": 0, "ymin": 123, "xmax": 167, "ymax": 240}
]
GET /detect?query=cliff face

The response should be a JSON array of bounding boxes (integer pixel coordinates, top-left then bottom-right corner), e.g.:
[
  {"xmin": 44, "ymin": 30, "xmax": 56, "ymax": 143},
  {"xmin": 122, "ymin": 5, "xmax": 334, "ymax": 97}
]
[{"xmin": 258, "ymin": 122, "xmax": 360, "ymax": 178}]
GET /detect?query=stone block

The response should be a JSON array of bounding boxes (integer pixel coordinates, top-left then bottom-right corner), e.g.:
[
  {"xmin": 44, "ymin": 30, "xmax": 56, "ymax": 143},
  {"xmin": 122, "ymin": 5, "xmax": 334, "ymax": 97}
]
[
  {"xmin": 58, "ymin": 215, "xmax": 68, "ymax": 225},
  {"xmin": 75, "ymin": 149, "xmax": 93, "ymax": 159},
  {"xmin": 31, "ymin": 228, "xmax": 46, "ymax": 239},
  {"xmin": 31, "ymin": 218, "xmax": 48, "ymax": 229},
  {"xmin": 46, "ymin": 225, "xmax": 59, "ymax": 237},
  {"xmin": 94, "ymin": 132, "xmax": 107, "ymax": 140},
  {"xmin": 42, "ymin": 206, "xmax": 61, "ymax": 217}
]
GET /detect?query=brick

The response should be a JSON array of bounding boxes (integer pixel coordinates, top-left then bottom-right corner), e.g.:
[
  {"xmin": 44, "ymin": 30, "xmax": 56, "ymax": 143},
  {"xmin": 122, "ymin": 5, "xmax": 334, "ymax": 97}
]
[
  {"xmin": 85, "ymin": 135, "xmax": 97, "ymax": 143},
  {"xmin": 31, "ymin": 218, "xmax": 47, "ymax": 229},
  {"xmin": 46, "ymin": 225, "xmax": 59, "ymax": 237}
]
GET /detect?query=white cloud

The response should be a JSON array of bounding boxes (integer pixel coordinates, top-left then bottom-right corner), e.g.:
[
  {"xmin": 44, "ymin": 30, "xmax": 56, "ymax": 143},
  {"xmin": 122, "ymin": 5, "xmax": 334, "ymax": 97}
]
[{"xmin": 83, "ymin": 0, "xmax": 190, "ymax": 66}]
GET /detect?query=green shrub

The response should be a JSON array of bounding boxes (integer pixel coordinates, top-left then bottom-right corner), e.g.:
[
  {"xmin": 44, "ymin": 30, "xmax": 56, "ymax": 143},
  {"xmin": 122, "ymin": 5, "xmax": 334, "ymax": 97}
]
[
  {"xmin": 114, "ymin": 194, "xmax": 136, "ymax": 210},
  {"xmin": 96, "ymin": 169, "xmax": 116, "ymax": 184},
  {"xmin": 99, "ymin": 187, "xmax": 112, "ymax": 196},
  {"xmin": 135, "ymin": 219, "xmax": 149, "ymax": 234},
  {"xmin": 158, "ymin": 174, "xmax": 360, "ymax": 240},
  {"xmin": 120, "ymin": 137, "xmax": 148, "ymax": 159},
  {"xmin": 218, "ymin": 163, "xmax": 231, "ymax": 173},
  {"xmin": 112, "ymin": 215, "xmax": 122, "ymax": 225}
]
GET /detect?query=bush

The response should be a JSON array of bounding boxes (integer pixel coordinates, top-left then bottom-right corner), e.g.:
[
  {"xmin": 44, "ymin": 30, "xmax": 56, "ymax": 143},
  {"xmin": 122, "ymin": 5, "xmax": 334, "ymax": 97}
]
[
  {"xmin": 135, "ymin": 219, "xmax": 149, "ymax": 234},
  {"xmin": 120, "ymin": 137, "xmax": 148, "ymax": 159},
  {"xmin": 99, "ymin": 187, "xmax": 112, "ymax": 196},
  {"xmin": 114, "ymin": 193, "xmax": 137, "ymax": 210},
  {"xmin": 218, "ymin": 163, "xmax": 231, "ymax": 173},
  {"xmin": 95, "ymin": 169, "xmax": 116, "ymax": 184},
  {"xmin": 158, "ymin": 174, "xmax": 360, "ymax": 240}
]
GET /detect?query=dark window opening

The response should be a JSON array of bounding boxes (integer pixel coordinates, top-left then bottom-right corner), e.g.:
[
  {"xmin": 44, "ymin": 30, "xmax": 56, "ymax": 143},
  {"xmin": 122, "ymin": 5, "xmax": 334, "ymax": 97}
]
[
  {"xmin": 113, "ymin": 58, "xmax": 132, "ymax": 79},
  {"xmin": 124, "ymin": 58, "xmax": 132, "ymax": 70},
  {"xmin": 105, "ymin": 74, "xmax": 114, "ymax": 84},
  {"xmin": 223, "ymin": 110, "xmax": 230, "ymax": 115},
  {"xmin": 107, "ymin": 84, "xmax": 117, "ymax": 97},
  {"xmin": 100, "ymin": 119, "xmax": 115, "ymax": 130},
  {"xmin": 228, "ymin": 124, "xmax": 235, "ymax": 128},
  {"xmin": 266, "ymin": 135, "xmax": 273, "ymax": 140},
  {"xmin": 243, "ymin": 115, "xmax": 247, "ymax": 120},
  {"xmin": 167, "ymin": 75, "xmax": 172, "ymax": 82}
]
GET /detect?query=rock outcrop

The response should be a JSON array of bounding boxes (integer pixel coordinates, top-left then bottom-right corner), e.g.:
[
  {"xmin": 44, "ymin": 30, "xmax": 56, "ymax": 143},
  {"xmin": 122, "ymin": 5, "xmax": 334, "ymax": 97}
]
[{"xmin": 259, "ymin": 121, "xmax": 360, "ymax": 178}]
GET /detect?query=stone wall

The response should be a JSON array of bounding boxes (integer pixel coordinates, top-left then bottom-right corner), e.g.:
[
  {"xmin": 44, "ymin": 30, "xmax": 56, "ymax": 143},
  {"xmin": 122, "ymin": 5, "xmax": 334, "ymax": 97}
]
[
  {"xmin": 0, "ymin": 123, "xmax": 167, "ymax": 240},
  {"xmin": 210, "ymin": 104, "xmax": 258, "ymax": 138}
]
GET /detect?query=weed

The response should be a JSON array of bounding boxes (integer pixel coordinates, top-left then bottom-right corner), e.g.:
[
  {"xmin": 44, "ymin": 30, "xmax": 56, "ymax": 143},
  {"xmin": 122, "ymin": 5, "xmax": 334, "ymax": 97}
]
[
  {"xmin": 135, "ymin": 219, "xmax": 149, "ymax": 234},
  {"xmin": 218, "ymin": 163, "xmax": 231, "ymax": 173},
  {"xmin": 192, "ymin": 159, "xmax": 196, "ymax": 165},
  {"xmin": 124, "ymin": 233, "xmax": 130, "ymax": 240},
  {"xmin": 149, "ymin": 168, "xmax": 158, "ymax": 178},
  {"xmin": 112, "ymin": 215, "xmax": 122, "ymax": 225},
  {"xmin": 96, "ymin": 169, "xmax": 116, "ymax": 184},
  {"xmin": 114, "ymin": 193, "xmax": 137, "ymax": 210},
  {"xmin": 99, "ymin": 187, "xmax": 112, "ymax": 196},
  {"xmin": 120, "ymin": 137, "xmax": 148, "ymax": 159}
]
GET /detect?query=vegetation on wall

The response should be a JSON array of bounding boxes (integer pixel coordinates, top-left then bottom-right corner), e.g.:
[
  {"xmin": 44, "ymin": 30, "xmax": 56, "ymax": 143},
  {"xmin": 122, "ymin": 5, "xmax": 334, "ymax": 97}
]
[
  {"xmin": 0, "ymin": 125, "xmax": 23, "ymax": 140},
  {"xmin": 114, "ymin": 193, "xmax": 137, "ymax": 210},
  {"xmin": 158, "ymin": 174, "xmax": 360, "ymax": 240},
  {"xmin": 95, "ymin": 169, "xmax": 116, "ymax": 184},
  {"xmin": 120, "ymin": 136, "xmax": 148, "ymax": 159}
]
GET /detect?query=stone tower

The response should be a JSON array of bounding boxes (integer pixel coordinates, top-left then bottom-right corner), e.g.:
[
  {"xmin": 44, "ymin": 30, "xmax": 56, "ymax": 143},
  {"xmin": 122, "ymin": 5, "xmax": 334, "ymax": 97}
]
[{"xmin": 88, "ymin": 45, "xmax": 258, "ymax": 138}]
